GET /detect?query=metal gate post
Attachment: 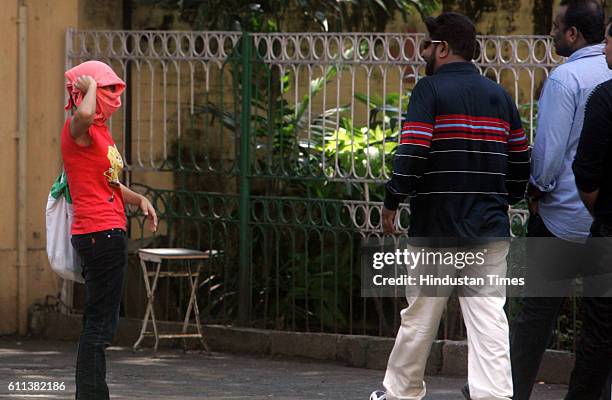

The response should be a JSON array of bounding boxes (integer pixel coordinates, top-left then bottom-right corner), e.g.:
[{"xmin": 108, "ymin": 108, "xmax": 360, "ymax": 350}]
[{"xmin": 237, "ymin": 32, "xmax": 252, "ymax": 326}]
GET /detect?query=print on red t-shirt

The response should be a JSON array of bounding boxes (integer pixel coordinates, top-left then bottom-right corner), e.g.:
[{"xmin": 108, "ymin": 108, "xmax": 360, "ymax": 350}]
[{"xmin": 61, "ymin": 118, "xmax": 127, "ymax": 235}]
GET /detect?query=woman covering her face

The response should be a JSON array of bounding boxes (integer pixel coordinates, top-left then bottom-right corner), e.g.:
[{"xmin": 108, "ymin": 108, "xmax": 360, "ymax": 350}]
[{"xmin": 61, "ymin": 60, "xmax": 157, "ymax": 400}]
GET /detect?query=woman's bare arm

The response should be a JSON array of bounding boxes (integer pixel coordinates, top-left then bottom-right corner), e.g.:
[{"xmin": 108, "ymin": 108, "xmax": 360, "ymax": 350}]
[
  {"xmin": 69, "ymin": 75, "xmax": 97, "ymax": 146},
  {"xmin": 120, "ymin": 183, "xmax": 158, "ymax": 232}
]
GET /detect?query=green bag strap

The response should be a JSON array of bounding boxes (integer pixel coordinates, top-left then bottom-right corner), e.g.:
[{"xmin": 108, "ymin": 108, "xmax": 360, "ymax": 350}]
[{"xmin": 49, "ymin": 171, "xmax": 73, "ymax": 204}]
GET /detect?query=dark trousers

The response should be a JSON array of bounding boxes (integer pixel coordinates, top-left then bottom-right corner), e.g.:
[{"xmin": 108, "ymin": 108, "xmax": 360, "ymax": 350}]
[
  {"xmin": 510, "ymin": 216, "xmax": 612, "ymax": 400},
  {"xmin": 71, "ymin": 228, "xmax": 127, "ymax": 400},
  {"xmin": 567, "ymin": 220, "xmax": 612, "ymax": 400},
  {"xmin": 602, "ymin": 369, "xmax": 611, "ymax": 400}
]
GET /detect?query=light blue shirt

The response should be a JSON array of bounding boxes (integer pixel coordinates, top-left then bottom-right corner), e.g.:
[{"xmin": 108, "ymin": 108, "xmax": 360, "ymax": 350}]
[{"xmin": 531, "ymin": 44, "xmax": 612, "ymax": 242}]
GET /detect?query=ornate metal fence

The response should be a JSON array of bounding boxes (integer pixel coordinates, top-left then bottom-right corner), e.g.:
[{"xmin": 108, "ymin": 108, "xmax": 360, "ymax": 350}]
[{"xmin": 64, "ymin": 29, "xmax": 580, "ymax": 349}]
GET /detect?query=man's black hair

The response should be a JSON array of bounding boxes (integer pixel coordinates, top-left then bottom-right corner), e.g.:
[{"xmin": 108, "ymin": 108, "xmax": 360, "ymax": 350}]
[
  {"xmin": 424, "ymin": 12, "xmax": 476, "ymax": 61},
  {"xmin": 607, "ymin": 16, "xmax": 612, "ymax": 37},
  {"xmin": 560, "ymin": 0, "xmax": 604, "ymax": 44}
]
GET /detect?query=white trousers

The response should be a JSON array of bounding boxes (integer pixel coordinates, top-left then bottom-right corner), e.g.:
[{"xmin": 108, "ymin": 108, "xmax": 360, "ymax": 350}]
[{"xmin": 383, "ymin": 241, "xmax": 513, "ymax": 400}]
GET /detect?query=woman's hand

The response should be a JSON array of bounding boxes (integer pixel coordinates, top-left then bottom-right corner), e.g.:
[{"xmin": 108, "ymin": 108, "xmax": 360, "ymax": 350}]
[
  {"xmin": 74, "ymin": 75, "xmax": 97, "ymax": 93},
  {"xmin": 119, "ymin": 184, "xmax": 158, "ymax": 232},
  {"xmin": 139, "ymin": 195, "xmax": 158, "ymax": 232}
]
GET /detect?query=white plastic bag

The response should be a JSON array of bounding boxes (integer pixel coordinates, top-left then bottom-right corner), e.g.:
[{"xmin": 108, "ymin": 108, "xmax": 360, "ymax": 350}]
[{"xmin": 45, "ymin": 173, "xmax": 84, "ymax": 283}]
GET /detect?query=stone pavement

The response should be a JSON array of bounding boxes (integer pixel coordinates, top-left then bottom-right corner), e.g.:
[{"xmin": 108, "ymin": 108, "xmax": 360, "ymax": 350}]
[{"xmin": 0, "ymin": 337, "xmax": 567, "ymax": 400}]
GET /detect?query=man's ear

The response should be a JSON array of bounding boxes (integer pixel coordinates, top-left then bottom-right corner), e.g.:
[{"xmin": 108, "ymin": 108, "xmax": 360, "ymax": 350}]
[
  {"xmin": 568, "ymin": 26, "xmax": 579, "ymax": 43},
  {"xmin": 439, "ymin": 41, "xmax": 450, "ymax": 58}
]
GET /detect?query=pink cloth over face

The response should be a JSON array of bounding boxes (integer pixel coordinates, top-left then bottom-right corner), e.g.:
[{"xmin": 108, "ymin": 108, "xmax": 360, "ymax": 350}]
[{"xmin": 64, "ymin": 61, "xmax": 126, "ymax": 126}]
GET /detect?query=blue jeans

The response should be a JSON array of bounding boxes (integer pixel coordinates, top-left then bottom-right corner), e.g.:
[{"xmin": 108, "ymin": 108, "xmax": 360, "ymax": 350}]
[{"xmin": 71, "ymin": 228, "xmax": 127, "ymax": 400}]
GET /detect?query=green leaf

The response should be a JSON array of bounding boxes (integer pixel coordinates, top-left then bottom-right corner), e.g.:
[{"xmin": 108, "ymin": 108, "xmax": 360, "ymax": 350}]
[
  {"xmin": 399, "ymin": 0, "xmax": 440, "ymax": 20},
  {"xmin": 384, "ymin": 92, "xmax": 403, "ymax": 106},
  {"xmin": 373, "ymin": 125, "xmax": 384, "ymax": 141},
  {"xmin": 384, "ymin": 141, "xmax": 398, "ymax": 153},
  {"xmin": 371, "ymin": 0, "xmax": 391, "ymax": 15},
  {"xmin": 354, "ymin": 92, "xmax": 384, "ymax": 108}
]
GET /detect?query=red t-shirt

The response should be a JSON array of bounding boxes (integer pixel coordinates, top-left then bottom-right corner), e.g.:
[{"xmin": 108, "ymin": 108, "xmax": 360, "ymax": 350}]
[{"xmin": 61, "ymin": 118, "xmax": 127, "ymax": 234}]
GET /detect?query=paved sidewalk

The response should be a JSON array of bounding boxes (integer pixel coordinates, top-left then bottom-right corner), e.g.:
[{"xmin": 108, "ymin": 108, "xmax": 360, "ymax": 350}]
[{"xmin": 0, "ymin": 337, "xmax": 566, "ymax": 399}]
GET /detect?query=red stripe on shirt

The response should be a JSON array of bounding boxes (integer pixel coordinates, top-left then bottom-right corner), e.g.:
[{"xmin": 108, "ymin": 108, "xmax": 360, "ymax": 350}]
[
  {"xmin": 434, "ymin": 126, "xmax": 509, "ymax": 136},
  {"xmin": 401, "ymin": 133, "xmax": 431, "ymax": 143},
  {"xmin": 435, "ymin": 114, "xmax": 510, "ymax": 128},
  {"xmin": 401, "ymin": 132, "xmax": 433, "ymax": 139},
  {"xmin": 400, "ymin": 138, "xmax": 432, "ymax": 146},
  {"xmin": 432, "ymin": 133, "xmax": 508, "ymax": 142},
  {"xmin": 509, "ymin": 137, "xmax": 528, "ymax": 145},
  {"xmin": 509, "ymin": 139, "xmax": 529, "ymax": 149},
  {"xmin": 509, "ymin": 144, "xmax": 529, "ymax": 152},
  {"xmin": 402, "ymin": 122, "xmax": 434, "ymax": 131}
]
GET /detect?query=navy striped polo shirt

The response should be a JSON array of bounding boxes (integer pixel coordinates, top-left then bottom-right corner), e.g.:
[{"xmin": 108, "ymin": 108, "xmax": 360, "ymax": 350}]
[{"xmin": 384, "ymin": 62, "xmax": 530, "ymax": 238}]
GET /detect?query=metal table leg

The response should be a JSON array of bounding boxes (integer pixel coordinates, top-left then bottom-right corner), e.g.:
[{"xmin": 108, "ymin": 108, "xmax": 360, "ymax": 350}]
[{"xmin": 133, "ymin": 258, "xmax": 162, "ymax": 353}]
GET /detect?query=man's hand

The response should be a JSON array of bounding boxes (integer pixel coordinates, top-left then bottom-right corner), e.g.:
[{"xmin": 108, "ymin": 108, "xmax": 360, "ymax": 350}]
[
  {"xmin": 528, "ymin": 198, "xmax": 539, "ymax": 215},
  {"xmin": 139, "ymin": 196, "xmax": 158, "ymax": 232},
  {"xmin": 527, "ymin": 182, "xmax": 544, "ymax": 216},
  {"xmin": 73, "ymin": 75, "xmax": 97, "ymax": 93},
  {"xmin": 578, "ymin": 189, "xmax": 599, "ymax": 216},
  {"xmin": 382, "ymin": 206, "xmax": 397, "ymax": 234}
]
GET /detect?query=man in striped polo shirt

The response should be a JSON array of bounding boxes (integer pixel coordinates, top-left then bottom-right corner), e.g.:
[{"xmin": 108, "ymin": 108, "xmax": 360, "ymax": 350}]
[{"xmin": 370, "ymin": 12, "xmax": 529, "ymax": 400}]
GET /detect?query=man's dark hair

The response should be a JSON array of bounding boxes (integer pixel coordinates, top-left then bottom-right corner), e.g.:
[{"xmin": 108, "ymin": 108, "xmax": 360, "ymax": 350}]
[
  {"xmin": 560, "ymin": 0, "xmax": 604, "ymax": 44},
  {"xmin": 424, "ymin": 12, "xmax": 476, "ymax": 61},
  {"xmin": 607, "ymin": 16, "xmax": 612, "ymax": 37}
]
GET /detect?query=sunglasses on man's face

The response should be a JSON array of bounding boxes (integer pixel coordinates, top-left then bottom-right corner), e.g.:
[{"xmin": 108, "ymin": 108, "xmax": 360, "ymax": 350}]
[{"xmin": 419, "ymin": 39, "xmax": 444, "ymax": 53}]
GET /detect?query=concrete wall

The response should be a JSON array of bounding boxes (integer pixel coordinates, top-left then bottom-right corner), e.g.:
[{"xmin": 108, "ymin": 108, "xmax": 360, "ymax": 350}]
[
  {"xmin": 0, "ymin": 0, "xmax": 78, "ymax": 334},
  {"xmin": 0, "ymin": 0, "xmax": 20, "ymax": 335}
]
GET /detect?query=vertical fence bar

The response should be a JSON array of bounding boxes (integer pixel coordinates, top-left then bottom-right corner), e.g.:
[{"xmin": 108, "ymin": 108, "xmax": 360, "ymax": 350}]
[
  {"xmin": 122, "ymin": 2, "xmax": 133, "ymax": 186},
  {"xmin": 238, "ymin": 32, "xmax": 253, "ymax": 326}
]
